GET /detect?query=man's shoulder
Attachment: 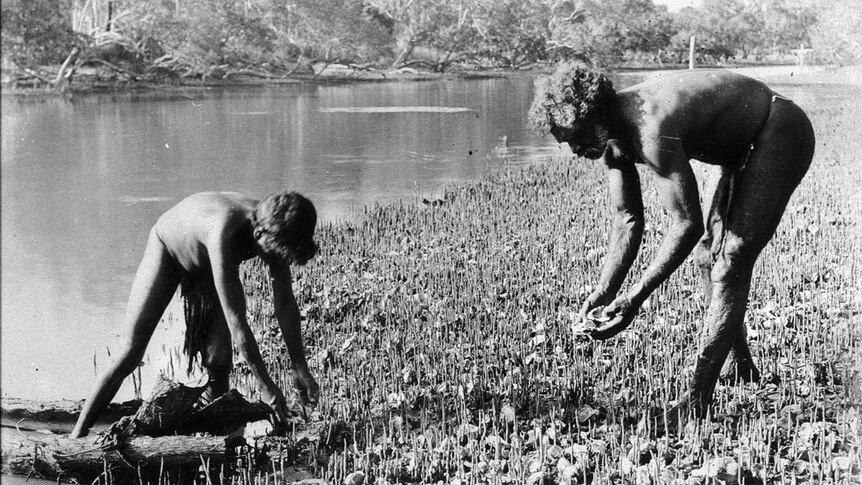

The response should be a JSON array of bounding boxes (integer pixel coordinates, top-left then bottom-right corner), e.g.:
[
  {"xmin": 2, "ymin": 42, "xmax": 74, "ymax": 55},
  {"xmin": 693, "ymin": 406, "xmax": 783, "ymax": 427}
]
[{"xmin": 627, "ymin": 70, "xmax": 767, "ymax": 99}]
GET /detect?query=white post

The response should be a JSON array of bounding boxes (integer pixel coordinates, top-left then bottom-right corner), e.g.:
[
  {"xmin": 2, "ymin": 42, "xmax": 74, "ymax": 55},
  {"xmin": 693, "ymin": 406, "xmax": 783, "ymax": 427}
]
[{"xmin": 689, "ymin": 36, "xmax": 696, "ymax": 69}]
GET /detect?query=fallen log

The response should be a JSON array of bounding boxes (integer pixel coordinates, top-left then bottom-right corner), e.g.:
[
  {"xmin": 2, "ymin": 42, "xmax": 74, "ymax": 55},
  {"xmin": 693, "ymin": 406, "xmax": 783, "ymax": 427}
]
[
  {"xmin": 1, "ymin": 397, "xmax": 140, "ymax": 434},
  {"xmin": 2, "ymin": 428, "xmax": 228, "ymax": 483},
  {"xmin": 223, "ymin": 68, "xmax": 275, "ymax": 79},
  {"xmin": 1, "ymin": 378, "xmax": 308, "ymax": 482}
]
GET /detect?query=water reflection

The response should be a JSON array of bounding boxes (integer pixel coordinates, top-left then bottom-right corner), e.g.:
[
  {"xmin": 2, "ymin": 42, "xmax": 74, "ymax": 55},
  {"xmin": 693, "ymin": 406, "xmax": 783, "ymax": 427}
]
[{"xmin": 1, "ymin": 75, "xmax": 561, "ymax": 400}]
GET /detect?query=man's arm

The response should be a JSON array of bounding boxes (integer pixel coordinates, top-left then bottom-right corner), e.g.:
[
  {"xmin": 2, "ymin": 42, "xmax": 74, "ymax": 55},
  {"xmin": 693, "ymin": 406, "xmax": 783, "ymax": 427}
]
[
  {"xmin": 269, "ymin": 262, "xmax": 319, "ymax": 406},
  {"xmin": 630, "ymin": 153, "xmax": 704, "ymax": 302},
  {"xmin": 581, "ymin": 155, "xmax": 645, "ymax": 317},
  {"xmin": 590, "ymin": 146, "xmax": 704, "ymax": 339}
]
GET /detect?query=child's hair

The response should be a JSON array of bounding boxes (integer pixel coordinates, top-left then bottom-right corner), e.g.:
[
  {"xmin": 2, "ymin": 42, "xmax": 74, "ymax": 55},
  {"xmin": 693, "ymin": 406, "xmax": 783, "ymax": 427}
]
[
  {"xmin": 528, "ymin": 63, "xmax": 617, "ymax": 132},
  {"xmin": 252, "ymin": 191, "xmax": 319, "ymax": 265}
]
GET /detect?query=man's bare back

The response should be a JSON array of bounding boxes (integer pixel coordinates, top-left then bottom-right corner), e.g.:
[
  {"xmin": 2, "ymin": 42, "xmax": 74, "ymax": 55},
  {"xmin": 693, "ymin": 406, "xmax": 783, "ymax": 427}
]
[
  {"xmin": 619, "ymin": 70, "xmax": 775, "ymax": 167},
  {"xmin": 531, "ymin": 64, "xmax": 814, "ymax": 430}
]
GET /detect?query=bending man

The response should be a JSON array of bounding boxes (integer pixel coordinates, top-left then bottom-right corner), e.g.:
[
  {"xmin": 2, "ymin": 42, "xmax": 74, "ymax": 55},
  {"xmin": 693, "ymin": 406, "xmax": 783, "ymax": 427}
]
[
  {"xmin": 530, "ymin": 65, "xmax": 814, "ymax": 421},
  {"xmin": 71, "ymin": 191, "xmax": 320, "ymax": 438}
]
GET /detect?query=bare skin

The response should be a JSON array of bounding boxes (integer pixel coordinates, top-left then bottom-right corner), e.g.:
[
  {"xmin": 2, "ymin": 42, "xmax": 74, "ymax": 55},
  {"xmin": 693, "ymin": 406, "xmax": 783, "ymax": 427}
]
[
  {"xmin": 553, "ymin": 70, "xmax": 815, "ymax": 425},
  {"xmin": 70, "ymin": 192, "xmax": 319, "ymax": 438}
]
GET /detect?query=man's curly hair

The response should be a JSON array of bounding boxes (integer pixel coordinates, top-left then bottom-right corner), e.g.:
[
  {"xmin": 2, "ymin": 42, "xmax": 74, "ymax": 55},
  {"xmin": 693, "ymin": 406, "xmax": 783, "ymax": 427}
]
[
  {"xmin": 252, "ymin": 191, "xmax": 319, "ymax": 266},
  {"xmin": 528, "ymin": 63, "xmax": 617, "ymax": 132}
]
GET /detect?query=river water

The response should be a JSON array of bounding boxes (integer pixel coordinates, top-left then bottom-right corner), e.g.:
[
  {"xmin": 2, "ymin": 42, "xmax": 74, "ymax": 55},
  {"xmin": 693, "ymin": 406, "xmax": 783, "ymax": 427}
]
[
  {"xmin": 1, "ymin": 73, "xmax": 568, "ymax": 402},
  {"xmin": 1, "ymin": 72, "xmax": 854, "ymax": 404}
]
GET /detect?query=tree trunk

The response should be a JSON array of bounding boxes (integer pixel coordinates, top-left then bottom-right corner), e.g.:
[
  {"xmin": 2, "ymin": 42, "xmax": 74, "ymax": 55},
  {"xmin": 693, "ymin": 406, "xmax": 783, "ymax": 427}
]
[
  {"xmin": 392, "ymin": 40, "xmax": 416, "ymax": 68},
  {"xmin": 53, "ymin": 47, "xmax": 81, "ymax": 92}
]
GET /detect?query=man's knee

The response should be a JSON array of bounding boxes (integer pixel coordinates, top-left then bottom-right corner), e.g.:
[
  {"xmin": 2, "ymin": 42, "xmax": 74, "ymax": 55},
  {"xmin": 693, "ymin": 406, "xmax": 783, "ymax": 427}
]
[
  {"xmin": 711, "ymin": 234, "xmax": 758, "ymax": 283},
  {"xmin": 694, "ymin": 238, "xmax": 714, "ymax": 270}
]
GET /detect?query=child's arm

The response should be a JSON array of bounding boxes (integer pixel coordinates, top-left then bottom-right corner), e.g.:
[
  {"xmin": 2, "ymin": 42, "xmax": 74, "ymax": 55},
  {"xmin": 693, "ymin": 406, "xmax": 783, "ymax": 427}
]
[
  {"xmin": 269, "ymin": 262, "xmax": 319, "ymax": 406},
  {"xmin": 209, "ymin": 233, "xmax": 289, "ymax": 420}
]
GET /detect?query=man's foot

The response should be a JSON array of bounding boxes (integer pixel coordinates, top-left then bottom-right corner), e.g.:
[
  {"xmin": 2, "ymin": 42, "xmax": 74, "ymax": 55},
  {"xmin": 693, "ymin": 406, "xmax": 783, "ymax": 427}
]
[
  {"xmin": 719, "ymin": 357, "xmax": 761, "ymax": 384},
  {"xmin": 638, "ymin": 392, "xmax": 707, "ymax": 437}
]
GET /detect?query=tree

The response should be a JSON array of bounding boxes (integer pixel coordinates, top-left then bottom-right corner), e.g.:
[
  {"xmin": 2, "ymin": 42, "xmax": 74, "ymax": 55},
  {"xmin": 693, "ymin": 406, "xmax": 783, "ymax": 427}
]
[
  {"xmin": 669, "ymin": 0, "xmax": 769, "ymax": 63},
  {"xmin": 261, "ymin": 0, "xmax": 394, "ymax": 65},
  {"xmin": 471, "ymin": 0, "xmax": 552, "ymax": 68},
  {"xmin": 105, "ymin": 0, "xmax": 277, "ymax": 74},
  {"xmin": 548, "ymin": 0, "xmax": 673, "ymax": 67},
  {"xmin": 415, "ymin": 1, "xmax": 481, "ymax": 72},
  {"xmin": 363, "ymin": 0, "xmax": 465, "ymax": 68},
  {"xmin": 808, "ymin": 0, "xmax": 862, "ymax": 64},
  {"xmin": 1, "ymin": 0, "xmax": 87, "ymax": 68},
  {"xmin": 760, "ymin": 0, "xmax": 817, "ymax": 57}
]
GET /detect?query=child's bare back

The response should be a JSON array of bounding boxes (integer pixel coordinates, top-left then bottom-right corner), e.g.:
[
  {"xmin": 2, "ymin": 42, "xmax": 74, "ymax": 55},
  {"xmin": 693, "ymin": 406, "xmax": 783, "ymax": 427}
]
[
  {"xmin": 154, "ymin": 192, "xmax": 260, "ymax": 275},
  {"xmin": 71, "ymin": 190, "xmax": 320, "ymax": 438}
]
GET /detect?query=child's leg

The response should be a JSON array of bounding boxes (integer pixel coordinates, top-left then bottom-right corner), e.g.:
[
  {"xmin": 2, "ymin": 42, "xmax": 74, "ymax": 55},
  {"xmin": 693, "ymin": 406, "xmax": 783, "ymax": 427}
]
[
  {"xmin": 71, "ymin": 229, "xmax": 182, "ymax": 437},
  {"xmin": 199, "ymin": 307, "xmax": 233, "ymax": 404}
]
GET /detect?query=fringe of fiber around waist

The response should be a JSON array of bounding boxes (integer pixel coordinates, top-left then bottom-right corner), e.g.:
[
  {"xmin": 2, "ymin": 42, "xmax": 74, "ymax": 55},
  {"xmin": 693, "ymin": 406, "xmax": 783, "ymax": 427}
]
[{"xmin": 181, "ymin": 278, "xmax": 214, "ymax": 374}]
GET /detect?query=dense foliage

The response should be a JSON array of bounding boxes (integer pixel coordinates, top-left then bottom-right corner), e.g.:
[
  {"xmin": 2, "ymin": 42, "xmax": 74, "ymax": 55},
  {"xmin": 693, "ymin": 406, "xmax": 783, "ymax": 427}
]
[
  {"xmin": 0, "ymin": 0, "xmax": 86, "ymax": 66},
  {"xmin": 1, "ymin": 0, "xmax": 859, "ymax": 81}
]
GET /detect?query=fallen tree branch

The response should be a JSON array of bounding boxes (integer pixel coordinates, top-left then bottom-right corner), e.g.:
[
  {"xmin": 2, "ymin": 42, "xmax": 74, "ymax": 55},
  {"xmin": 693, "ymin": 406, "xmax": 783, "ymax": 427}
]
[
  {"xmin": 1, "ymin": 378, "xmax": 300, "ymax": 483},
  {"xmin": 52, "ymin": 47, "xmax": 81, "ymax": 92},
  {"xmin": 2, "ymin": 428, "xmax": 228, "ymax": 483},
  {"xmin": 223, "ymin": 68, "xmax": 274, "ymax": 79},
  {"xmin": 1, "ymin": 397, "xmax": 140, "ymax": 434},
  {"xmin": 19, "ymin": 67, "xmax": 53, "ymax": 84},
  {"xmin": 80, "ymin": 57, "xmax": 140, "ymax": 81}
]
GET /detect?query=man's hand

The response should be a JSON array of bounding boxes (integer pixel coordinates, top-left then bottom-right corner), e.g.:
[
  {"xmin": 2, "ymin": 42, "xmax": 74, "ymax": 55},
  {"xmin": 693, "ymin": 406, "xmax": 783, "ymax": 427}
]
[
  {"xmin": 584, "ymin": 294, "xmax": 640, "ymax": 340},
  {"xmin": 293, "ymin": 369, "xmax": 320, "ymax": 407},
  {"xmin": 577, "ymin": 289, "xmax": 615, "ymax": 322}
]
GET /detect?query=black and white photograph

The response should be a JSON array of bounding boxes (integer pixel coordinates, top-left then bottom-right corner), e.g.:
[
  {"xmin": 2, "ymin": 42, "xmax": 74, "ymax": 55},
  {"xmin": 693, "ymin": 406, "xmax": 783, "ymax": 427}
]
[{"xmin": 1, "ymin": 0, "xmax": 860, "ymax": 483}]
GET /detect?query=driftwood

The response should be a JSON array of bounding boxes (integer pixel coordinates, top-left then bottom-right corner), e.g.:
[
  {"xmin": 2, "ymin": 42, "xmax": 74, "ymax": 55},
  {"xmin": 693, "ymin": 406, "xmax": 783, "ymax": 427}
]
[
  {"xmin": 1, "ymin": 378, "xmax": 292, "ymax": 483},
  {"xmin": 1, "ymin": 397, "xmax": 140, "ymax": 434},
  {"xmin": 223, "ymin": 69, "xmax": 274, "ymax": 79},
  {"xmin": 81, "ymin": 57, "xmax": 140, "ymax": 81},
  {"xmin": 2, "ymin": 429, "xmax": 228, "ymax": 483}
]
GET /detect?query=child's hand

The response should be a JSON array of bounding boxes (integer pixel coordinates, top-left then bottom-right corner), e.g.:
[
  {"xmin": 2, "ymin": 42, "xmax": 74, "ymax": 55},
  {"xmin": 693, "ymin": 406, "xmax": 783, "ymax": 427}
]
[{"xmin": 260, "ymin": 386, "xmax": 290, "ymax": 424}]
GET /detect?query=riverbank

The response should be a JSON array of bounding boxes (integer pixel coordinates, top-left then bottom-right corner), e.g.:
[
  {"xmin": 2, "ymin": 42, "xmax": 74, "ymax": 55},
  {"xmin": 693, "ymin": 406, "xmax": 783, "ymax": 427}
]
[
  {"xmin": 0, "ymin": 63, "xmax": 513, "ymax": 96},
  {"xmin": 4, "ymin": 62, "xmax": 861, "ymax": 97}
]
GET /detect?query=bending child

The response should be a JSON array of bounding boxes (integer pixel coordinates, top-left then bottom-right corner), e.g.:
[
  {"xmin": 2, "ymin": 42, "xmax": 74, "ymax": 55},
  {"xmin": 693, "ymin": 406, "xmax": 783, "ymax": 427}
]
[{"xmin": 71, "ymin": 190, "xmax": 320, "ymax": 438}]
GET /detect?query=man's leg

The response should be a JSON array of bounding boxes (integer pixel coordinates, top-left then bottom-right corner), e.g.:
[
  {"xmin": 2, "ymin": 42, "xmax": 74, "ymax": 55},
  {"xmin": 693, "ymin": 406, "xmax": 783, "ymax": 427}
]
[
  {"xmin": 694, "ymin": 165, "xmax": 730, "ymax": 308},
  {"xmin": 72, "ymin": 229, "xmax": 182, "ymax": 437},
  {"xmin": 694, "ymin": 166, "xmax": 760, "ymax": 383},
  {"xmin": 690, "ymin": 100, "xmax": 814, "ymax": 415}
]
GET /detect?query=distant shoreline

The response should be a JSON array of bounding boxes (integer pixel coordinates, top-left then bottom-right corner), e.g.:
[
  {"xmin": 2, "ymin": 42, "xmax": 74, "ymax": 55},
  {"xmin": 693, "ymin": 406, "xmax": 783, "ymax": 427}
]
[{"xmin": 3, "ymin": 63, "xmax": 859, "ymax": 97}]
